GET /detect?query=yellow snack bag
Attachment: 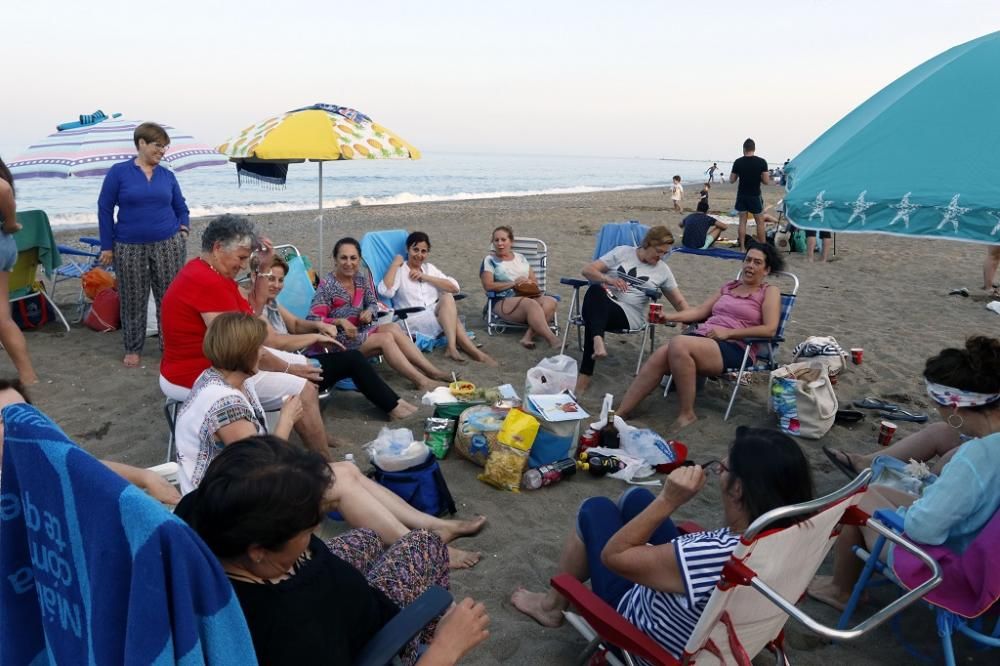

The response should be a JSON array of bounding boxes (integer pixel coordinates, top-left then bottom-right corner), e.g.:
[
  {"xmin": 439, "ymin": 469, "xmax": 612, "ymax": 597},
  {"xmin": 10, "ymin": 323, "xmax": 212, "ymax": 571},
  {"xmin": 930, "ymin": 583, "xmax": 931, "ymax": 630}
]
[{"xmin": 478, "ymin": 409, "xmax": 539, "ymax": 492}]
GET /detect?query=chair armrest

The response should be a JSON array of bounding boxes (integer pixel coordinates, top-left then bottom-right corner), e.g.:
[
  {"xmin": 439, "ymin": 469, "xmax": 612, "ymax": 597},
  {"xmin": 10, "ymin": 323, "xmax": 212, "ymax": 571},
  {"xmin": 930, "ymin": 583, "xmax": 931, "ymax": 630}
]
[
  {"xmin": 742, "ymin": 336, "xmax": 784, "ymax": 344},
  {"xmin": 560, "ymin": 277, "xmax": 588, "ymax": 288},
  {"xmin": 78, "ymin": 237, "xmax": 102, "ymax": 248},
  {"xmin": 872, "ymin": 508, "xmax": 904, "ymax": 532},
  {"xmin": 354, "ymin": 585, "xmax": 453, "ymax": 666},
  {"xmin": 485, "ymin": 290, "xmax": 499, "ymax": 299},
  {"xmin": 57, "ymin": 245, "xmax": 99, "ymax": 258},
  {"xmin": 393, "ymin": 306, "xmax": 425, "ymax": 320}
]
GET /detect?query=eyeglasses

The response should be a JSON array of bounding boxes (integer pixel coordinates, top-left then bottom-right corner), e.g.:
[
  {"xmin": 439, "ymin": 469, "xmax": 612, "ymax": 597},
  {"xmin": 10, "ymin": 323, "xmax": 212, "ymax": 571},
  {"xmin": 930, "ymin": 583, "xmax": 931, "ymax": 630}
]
[{"xmin": 681, "ymin": 459, "xmax": 728, "ymax": 475}]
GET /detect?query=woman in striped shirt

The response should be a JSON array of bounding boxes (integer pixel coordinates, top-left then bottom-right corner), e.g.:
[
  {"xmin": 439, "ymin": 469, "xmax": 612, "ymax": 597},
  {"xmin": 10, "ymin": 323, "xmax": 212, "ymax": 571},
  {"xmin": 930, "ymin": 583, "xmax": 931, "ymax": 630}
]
[{"xmin": 511, "ymin": 427, "xmax": 813, "ymax": 659}]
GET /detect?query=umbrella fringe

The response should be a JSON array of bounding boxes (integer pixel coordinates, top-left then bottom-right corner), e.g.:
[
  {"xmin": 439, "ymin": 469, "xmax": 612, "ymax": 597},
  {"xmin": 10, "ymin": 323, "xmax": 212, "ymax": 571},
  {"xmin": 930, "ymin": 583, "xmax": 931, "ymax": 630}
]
[{"xmin": 235, "ymin": 163, "xmax": 288, "ymax": 189}]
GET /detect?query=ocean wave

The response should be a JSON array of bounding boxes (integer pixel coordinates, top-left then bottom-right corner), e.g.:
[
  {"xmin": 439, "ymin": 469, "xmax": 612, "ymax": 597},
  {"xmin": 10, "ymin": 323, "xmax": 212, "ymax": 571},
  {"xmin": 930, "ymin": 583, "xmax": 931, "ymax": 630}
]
[{"xmin": 45, "ymin": 183, "xmax": 660, "ymax": 228}]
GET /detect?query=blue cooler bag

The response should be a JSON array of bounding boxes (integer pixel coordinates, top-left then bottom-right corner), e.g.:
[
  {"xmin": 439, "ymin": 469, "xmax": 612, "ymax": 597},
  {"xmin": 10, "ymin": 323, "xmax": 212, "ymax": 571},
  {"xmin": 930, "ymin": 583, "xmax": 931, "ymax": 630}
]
[{"xmin": 372, "ymin": 453, "xmax": 457, "ymax": 517}]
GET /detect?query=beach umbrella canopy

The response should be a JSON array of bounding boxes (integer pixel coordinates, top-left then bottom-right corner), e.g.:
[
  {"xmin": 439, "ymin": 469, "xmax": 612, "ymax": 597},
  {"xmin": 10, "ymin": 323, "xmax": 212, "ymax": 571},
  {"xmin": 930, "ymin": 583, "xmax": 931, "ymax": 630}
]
[
  {"xmin": 784, "ymin": 31, "xmax": 1000, "ymax": 245},
  {"xmin": 8, "ymin": 114, "xmax": 226, "ymax": 179},
  {"xmin": 216, "ymin": 103, "xmax": 421, "ymax": 272}
]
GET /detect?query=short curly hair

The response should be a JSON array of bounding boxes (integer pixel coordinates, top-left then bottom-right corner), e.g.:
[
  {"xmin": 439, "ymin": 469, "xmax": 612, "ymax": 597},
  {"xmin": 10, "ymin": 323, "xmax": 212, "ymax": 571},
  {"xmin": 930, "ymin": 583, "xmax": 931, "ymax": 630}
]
[{"xmin": 201, "ymin": 214, "xmax": 257, "ymax": 253}]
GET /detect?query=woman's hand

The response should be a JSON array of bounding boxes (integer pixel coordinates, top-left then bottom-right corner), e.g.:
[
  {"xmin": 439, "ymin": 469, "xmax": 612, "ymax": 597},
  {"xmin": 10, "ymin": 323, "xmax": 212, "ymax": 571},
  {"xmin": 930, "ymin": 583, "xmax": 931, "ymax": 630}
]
[
  {"xmin": 314, "ymin": 321, "xmax": 340, "ymax": 339},
  {"xmin": 391, "ymin": 254, "xmax": 405, "ymax": 268},
  {"xmin": 340, "ymin": 318, "xmax": 358, "ymax": 339},
  {"xmin": 423, "ymin": 598, "xmax": 490, "ymax": 665},
  {"xmin": 660, "ymin": 465, "xmax": 707, "ymax": 507},
  {"xmin": 408, "ymin": 268, "xmax": 424, "ymax": 282},
  {"xmin": 513, "ymin": 276, "xmax": 528, "ymax": 286},
  {"xmin": 141, "ymin": 470, "xmax": 181, "ymax": 506},
  {"xmin": 278, "ymin": 394, "xmax": 304, "ymax": 425},
  {"xmin": 2, "ymin": 221, "xmax": 22, "ymax": 234},
  {"xmin": 312, "ymin": 333, "xmax": 345, "ymax": 351},
  {"xmin": 704, "ymin": 327, "xmax": 729, "ymax": 341},
  {"xmin": 255, "ymin": 236, "xmax": 275, "ymax": 272},
  {"xmin": 605, "ymin": 275, "xmax": 629, "ymax": 291},
  {"xmin": 287, "ymin": 363, "xmax": 323, "ymax": 383},
  {"xmin": 358, "ymin": 309, "xmax": 374, "ymax": 325},
  {"xmin": 99, "ymin": 250, "xmax": 114, "ymax": 266}
]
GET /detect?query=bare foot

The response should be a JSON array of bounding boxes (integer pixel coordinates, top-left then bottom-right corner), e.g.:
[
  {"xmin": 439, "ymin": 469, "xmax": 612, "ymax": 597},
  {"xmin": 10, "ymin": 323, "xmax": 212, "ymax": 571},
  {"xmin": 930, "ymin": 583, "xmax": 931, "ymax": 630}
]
[
  {"xmin": 445, "ymin": 350, "xmax": 467, "ymax": 363},
  {"xmin": 575, "ymin": 374, "xmax": 592, "ymax": 395},
  {"xmin": 477, "ymin": 351, "xmax": 499, "ymax": 367},
  {"xmin": 510, "ymin": 587, "xmax": 564, "ymax": 628},
  {"xmin": 327, "ymin": 434, "xmax": 348, "ymax": 448},
  {"xmin": 388, "ymin": 400, "xmax": 419, "ymax": 420},
  {"xmin": 806, "ymin": 575, "xmax": 851, "ymax": 612},
  {"xmin": 669, "ymin": 412, "xmax": 698, "ymax": 431},
  {"xmin": 592, "ymin": 336, "xmax": 608, "ymax": 360},
  {"xmin": 418, "ymin": 380, "xmax": 447, "ymax": 392},
  {"xmin": 435, "ymin": 515, "xmax": 487, "ymax": 543},
  {"xmin": 19, "ymin": 373, "xmax": 39, "ymax": 385},
  {"xmin": 123, "ymin": 353, "xmax": 140, "ymax": 368},
  {"xmin": 519, "ymin": 338, "xmax": 536, "ymax": 350},
  {"xmin": 448, "ymin": 546, "xmax": 482, "ymax": 570},
  {"xmin": 433, "ymin": 370, "xmax": 455, "ymax": 382}
]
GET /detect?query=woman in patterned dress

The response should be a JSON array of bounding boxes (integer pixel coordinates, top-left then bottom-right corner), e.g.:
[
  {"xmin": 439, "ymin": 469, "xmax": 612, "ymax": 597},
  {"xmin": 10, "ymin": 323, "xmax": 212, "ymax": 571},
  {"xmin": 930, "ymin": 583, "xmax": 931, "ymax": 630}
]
[
  {"xmin": 177, "ymin": 436, "xmax": 490, "ymax": 664},
  {"xmin": 309, "ymin": 237, "xmax": 450, "ymax": 391}
]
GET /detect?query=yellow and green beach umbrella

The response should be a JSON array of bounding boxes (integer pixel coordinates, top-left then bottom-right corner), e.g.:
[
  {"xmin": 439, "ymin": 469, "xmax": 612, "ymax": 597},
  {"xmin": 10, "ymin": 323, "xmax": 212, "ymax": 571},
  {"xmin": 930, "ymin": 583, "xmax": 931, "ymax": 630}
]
[{"xmin": 217, "ymin": 103, "xmax": 420, "ymax": 271}]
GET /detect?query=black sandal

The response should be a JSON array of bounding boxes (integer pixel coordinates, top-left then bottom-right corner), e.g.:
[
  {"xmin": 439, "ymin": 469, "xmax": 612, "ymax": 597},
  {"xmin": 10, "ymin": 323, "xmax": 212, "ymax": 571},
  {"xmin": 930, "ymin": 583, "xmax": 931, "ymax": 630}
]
[{"xmin": 822, "ymin": 446, "xmax": 861, "ymax": 481}]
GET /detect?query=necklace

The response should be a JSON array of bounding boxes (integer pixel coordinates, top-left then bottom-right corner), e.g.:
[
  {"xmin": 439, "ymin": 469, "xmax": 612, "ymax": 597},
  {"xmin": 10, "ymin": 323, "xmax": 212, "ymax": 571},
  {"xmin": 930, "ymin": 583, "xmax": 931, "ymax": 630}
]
[{"xmin": 200, "ymin": 256, "xmax": 223, "ymax": 276}]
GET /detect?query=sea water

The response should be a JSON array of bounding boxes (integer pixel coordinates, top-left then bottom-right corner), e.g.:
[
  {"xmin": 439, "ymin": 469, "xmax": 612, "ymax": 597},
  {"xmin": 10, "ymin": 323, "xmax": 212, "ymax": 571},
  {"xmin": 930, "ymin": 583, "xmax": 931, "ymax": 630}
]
[{"xmin": 14, "ymin": 152, "xmax": 723, "ymax": 229}]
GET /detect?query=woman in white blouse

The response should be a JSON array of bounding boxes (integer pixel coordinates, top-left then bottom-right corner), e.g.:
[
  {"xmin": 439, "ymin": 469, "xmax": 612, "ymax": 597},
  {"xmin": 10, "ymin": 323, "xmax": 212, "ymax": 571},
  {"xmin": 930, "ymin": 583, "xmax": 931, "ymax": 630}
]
[{"xmin": 379, "ymin": 231, "xmax": 497, "ymax": 366}]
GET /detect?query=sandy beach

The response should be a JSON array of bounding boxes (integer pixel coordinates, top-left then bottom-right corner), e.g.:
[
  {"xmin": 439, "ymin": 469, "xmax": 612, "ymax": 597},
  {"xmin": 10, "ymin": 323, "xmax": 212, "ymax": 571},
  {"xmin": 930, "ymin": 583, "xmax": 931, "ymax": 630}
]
[{"xmin": 15, "ymin": 182, "xmax": 997, "ymax": 664}]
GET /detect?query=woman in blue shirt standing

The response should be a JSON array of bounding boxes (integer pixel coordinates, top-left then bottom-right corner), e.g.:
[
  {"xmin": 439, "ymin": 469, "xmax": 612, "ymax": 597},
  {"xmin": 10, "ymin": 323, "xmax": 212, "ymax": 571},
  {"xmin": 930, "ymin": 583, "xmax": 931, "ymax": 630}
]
[{"xmin": 98, "ymin": 122, "xmax": 189, "ymax": 367}]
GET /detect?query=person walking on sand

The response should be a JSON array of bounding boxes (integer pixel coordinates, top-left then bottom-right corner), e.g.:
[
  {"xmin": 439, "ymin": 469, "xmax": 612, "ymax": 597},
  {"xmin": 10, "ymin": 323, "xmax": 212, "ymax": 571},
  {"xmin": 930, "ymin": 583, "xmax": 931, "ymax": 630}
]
[
  {"xmin": 705, "ymin": 162, "xmax": 719, "ymax": 183},
  {"xmin": 729, "ymin": 138, "xmax": 771, "ymax": 252},
  {"xmin": 984, "ymin": 246, "xmax": 1000, "ymax": 298},
  {"xmin": 0, "ymin": 158, "xmax": 39, "ymax": 384},
  {"xmin": 670, "ymin": 176, "xmax": 684, "ymax": 213}
]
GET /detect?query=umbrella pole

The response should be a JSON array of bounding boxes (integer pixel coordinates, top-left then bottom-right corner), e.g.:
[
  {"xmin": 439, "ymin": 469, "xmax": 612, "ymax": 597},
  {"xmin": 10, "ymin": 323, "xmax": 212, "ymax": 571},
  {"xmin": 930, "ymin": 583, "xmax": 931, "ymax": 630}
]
[{"xmin": 318, "ymin": 161, "xmax": 324, "ymax": 275}]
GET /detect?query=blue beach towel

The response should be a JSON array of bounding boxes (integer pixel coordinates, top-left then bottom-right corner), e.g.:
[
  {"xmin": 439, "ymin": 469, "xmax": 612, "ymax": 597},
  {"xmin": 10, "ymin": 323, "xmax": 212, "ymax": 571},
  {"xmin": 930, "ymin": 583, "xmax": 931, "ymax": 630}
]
[{"xmin": 0, "ymin": 404, "xmax": 255, "ymax": 666}]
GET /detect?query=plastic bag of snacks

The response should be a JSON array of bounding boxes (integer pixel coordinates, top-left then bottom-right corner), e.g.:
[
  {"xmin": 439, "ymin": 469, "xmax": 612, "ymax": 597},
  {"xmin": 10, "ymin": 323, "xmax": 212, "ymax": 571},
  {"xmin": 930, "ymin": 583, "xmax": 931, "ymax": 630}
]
[
  {"xmin": 478, "ymin": 409, "xmax": 539, "ymax": 492},
  {"xmin": 424, "ymin": 417, "xmax": 456, "ymax": 459},
  {"xmin": 453, "ymin": 405, "xmax": 509, "ymax": 467}
]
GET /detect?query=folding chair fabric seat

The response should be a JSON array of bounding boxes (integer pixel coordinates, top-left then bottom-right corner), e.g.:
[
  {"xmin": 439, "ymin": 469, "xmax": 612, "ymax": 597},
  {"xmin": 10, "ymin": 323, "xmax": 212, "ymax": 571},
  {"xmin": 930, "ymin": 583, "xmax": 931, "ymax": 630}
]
[
  {"xmin": 51, "ymin": 236, "xmax": 104, "ymax": 322},
  {"xmin": 11, "ymin": 210, "xmax": 70, "ymax": 332}
]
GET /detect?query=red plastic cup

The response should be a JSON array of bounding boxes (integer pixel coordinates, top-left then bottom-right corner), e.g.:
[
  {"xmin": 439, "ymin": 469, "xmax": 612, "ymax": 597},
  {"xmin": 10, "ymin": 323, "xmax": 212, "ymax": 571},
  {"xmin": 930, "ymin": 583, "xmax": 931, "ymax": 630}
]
[
  {"xmin": 851, "ymin": 348, "xmax": 864, "ymax": 365},
  {"xmin": 877, "ymin": 420, "xmax": 897, "ymax": 447},
  {"xmin": 648, "ymin": 302, "xmax": 663, "ymax": 324}
]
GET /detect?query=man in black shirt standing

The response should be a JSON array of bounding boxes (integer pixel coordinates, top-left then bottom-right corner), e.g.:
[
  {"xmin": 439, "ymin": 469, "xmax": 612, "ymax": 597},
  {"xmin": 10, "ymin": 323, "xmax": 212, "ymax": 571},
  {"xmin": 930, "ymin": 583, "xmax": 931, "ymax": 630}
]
[{"xmin": 729, "ymin": 138, "xmax": 771, "ymax": 251}]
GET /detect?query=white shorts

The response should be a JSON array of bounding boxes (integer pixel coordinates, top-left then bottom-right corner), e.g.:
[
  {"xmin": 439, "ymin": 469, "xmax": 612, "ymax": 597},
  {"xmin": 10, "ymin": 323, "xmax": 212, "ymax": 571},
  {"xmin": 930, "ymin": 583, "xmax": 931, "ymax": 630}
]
[{"xmin": 159, "ymin": 347, "xmax": 308, "ymax": 411}]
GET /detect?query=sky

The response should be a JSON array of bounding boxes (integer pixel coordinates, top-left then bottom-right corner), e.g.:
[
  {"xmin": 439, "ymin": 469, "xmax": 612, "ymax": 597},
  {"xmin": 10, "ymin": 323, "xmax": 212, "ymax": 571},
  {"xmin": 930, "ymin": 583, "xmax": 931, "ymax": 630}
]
[{"xmin": 3, "ymin": 0, "xmax": 999, "ymax": 162}]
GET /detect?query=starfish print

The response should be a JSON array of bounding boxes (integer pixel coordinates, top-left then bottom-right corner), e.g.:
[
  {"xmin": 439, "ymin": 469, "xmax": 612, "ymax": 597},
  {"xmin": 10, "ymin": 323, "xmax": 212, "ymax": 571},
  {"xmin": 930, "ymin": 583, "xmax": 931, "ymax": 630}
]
[
  {"xmin": 844, "ymin": 190, "xmax": 876, "ymax": 226},
  {"xmin": 935, "ymin": 194, "xmax": 970, "ymax": 232},
  {"xmin": 806, "ymin": 191, "xmax": 834, "ymax": 223},
  {"xmin": 988, "ymin": 211, "xmax": 1000, "ymax": 236},
  {"xmin": 888, "ymin": 193, "xmax": 920, "ymax": 228}
]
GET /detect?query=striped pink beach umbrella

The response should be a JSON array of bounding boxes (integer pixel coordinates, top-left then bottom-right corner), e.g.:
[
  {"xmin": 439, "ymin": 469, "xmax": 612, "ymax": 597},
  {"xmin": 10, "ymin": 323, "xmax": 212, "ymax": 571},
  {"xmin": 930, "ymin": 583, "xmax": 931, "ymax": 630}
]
[{"xmin": 8, "ymin": 114, "xmax": 226, "ymax": 179}]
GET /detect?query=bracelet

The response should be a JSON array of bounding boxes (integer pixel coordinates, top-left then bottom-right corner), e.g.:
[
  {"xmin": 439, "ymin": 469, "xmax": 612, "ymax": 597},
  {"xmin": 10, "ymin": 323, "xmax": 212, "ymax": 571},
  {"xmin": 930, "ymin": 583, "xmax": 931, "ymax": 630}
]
[{"xmin": 284, "ymin": 360, "xmax": 291, "ymax": 373}]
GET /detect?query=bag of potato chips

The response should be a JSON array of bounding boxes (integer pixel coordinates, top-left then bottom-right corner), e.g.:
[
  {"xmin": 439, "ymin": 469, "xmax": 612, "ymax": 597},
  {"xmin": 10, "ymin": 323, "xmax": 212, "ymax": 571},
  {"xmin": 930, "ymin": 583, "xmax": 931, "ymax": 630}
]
[{"xmin": 478, "ymin": 409, "xmax": 539, "ymax": 492}]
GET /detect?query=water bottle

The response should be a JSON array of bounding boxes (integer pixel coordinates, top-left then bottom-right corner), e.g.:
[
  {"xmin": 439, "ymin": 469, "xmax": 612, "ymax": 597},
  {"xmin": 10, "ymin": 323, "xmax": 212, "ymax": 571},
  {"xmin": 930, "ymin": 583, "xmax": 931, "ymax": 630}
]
[
  {"xmin": 344, "ymin": 453, "xmax": 358, "ymax": 467},
  {"xmin": 522, "ymin": 458, "xmax": 578, "ymax": 490}
]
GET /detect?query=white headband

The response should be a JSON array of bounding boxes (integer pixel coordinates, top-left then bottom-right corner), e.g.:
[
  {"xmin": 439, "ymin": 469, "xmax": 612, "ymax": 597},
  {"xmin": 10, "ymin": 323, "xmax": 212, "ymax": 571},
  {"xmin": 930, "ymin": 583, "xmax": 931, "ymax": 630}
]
[{"xmin": 924, "ymin": 379, "xmax": 1000, "ymax": 409}]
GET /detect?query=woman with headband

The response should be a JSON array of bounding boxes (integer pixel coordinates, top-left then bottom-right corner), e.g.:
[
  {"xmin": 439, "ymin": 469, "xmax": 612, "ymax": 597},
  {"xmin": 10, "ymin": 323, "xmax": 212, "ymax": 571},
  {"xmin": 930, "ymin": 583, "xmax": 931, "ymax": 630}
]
[{"xmin": 808, "ymin": 335, "xmax": 1000, "ymax": 611}]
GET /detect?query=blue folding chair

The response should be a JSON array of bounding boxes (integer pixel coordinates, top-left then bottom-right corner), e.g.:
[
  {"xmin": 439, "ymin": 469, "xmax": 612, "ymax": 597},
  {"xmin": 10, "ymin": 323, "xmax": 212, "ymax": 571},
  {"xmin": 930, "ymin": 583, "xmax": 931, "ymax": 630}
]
[
  {"xmin": 559, "ymin": 220, "xmax": 663, "ymax": 376},
  {"xmin": 50, "ymin": 236, "xmax": 107, "ymax": 322},
  {"xmin": 662, "ymin": 270, "xmax": 799, "ymax": 420},
  {"xmin": 359, "ymin": 230, "xmax": 432, "ymax": 338}
]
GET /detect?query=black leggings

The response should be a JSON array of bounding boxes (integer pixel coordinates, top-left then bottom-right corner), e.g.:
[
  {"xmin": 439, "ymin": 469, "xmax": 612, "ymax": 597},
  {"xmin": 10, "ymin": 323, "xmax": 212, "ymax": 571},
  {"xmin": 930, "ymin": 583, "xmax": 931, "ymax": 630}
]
[
  {"xmin": 580, "ymin": 285, "xmax": 630, "ymax": 376},
  {"xmin": 310, "ymin": 349, "xmax": 400, "ymax": 413}
]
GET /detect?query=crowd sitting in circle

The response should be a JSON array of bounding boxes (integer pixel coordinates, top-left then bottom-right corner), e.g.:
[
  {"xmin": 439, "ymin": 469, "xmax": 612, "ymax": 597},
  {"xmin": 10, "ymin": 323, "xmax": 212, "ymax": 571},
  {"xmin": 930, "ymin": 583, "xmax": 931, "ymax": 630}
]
[
  {"xmin": 175, "ymin": 435, "xmax": 490, "ymax": 665},
  {"xmin": 309, "ymin": 237, "xmax": 452, "ymax": 391},
  {"xmin": 617, "ymin": 243, "xmax": 784, "ymax": 430},
  {"xmin": 260, "ymin": 255, "xmax": 418, "ymax": 420},
  {"xmin": 574, "ymin": 225, "xmax": 689, "ymax": 394},
  {"xmin": 480, "ymin": 225, "xmax": 559, "ymax": 350},
  {"xmin": 808, "ymin": 335, "xmax": 1000, "ymax": 611},
  {"xmin": 98, "ymin": 122, "xmax": 190, "ymax": 369},
  {"xmin": 379, "ymin": 231, "xmax": 497, "ymax": 367},
  {"xmin": 159, "ymin": 214, "xmax": 330, "ymax": 457},
  {"xmin": 175, "ymin": 312, "xmax": 486, "ymax": 570},
  {"xmin": 511, "ymin": 426, "xmax": 814, "ymax": 660}
]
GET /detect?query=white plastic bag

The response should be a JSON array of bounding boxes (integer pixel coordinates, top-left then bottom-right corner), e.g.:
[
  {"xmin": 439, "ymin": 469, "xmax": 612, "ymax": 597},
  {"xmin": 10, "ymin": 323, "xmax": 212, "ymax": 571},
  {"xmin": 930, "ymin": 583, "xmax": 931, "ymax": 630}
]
[
  {"xmin": 365, "ymin": 426, "xmax": 431, "ymax": 472},
  {"xmin": 621, "ymin": 429, "xmax": 678, "ymax": 466},
  {"xmin": 525, "ymin": 355, "xmax": 578, "ymax": 396}
]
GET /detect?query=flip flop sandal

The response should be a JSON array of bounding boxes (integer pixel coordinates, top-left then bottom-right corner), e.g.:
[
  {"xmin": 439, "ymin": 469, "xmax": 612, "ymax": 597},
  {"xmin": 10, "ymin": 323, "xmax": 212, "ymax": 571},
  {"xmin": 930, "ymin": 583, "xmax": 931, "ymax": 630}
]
[
  {"xmin": 878, "ymin": 409, "xmax": 928, "ymax": 423},
  {"xmin": 822, "ymin": 446, "xmax": 860, "ymax": 481},
  {"xmin": 949, "ymin": 288, "xmax": 970, "ymax": 297},
  {"xmin": 853, "ymin": 397, "xmax": 901, "ymax": 411},
  {"xmin": 835, "ymin": 409, "xmax": 865, "ymax": 424}
]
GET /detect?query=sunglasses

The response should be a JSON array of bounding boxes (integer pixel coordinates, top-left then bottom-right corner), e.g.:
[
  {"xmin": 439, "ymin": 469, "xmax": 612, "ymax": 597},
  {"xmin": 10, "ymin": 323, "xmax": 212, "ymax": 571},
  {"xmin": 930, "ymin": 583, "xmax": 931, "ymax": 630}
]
[{"xmin": 680, "ymin": 459, "xmax": 728, "ymax": 475}]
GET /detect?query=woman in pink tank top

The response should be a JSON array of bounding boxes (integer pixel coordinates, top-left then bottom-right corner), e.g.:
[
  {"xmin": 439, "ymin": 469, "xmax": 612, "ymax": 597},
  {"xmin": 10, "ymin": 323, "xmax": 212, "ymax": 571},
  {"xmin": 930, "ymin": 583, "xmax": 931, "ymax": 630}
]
[{"xmin": 618, "ymin": 244, "xmax": 784, "ymax": 431}]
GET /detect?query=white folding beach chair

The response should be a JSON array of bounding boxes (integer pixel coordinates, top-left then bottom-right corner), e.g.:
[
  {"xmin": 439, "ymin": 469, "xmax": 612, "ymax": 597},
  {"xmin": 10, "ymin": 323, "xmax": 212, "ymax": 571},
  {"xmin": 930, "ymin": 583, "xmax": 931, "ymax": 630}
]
[
  {"xmin": 553, "ymin": 469, "xmax": 942, "ymax": 666},
  {"xmin": 481, "ymin": 236, "xmax": 559, "ymax": 336}
]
